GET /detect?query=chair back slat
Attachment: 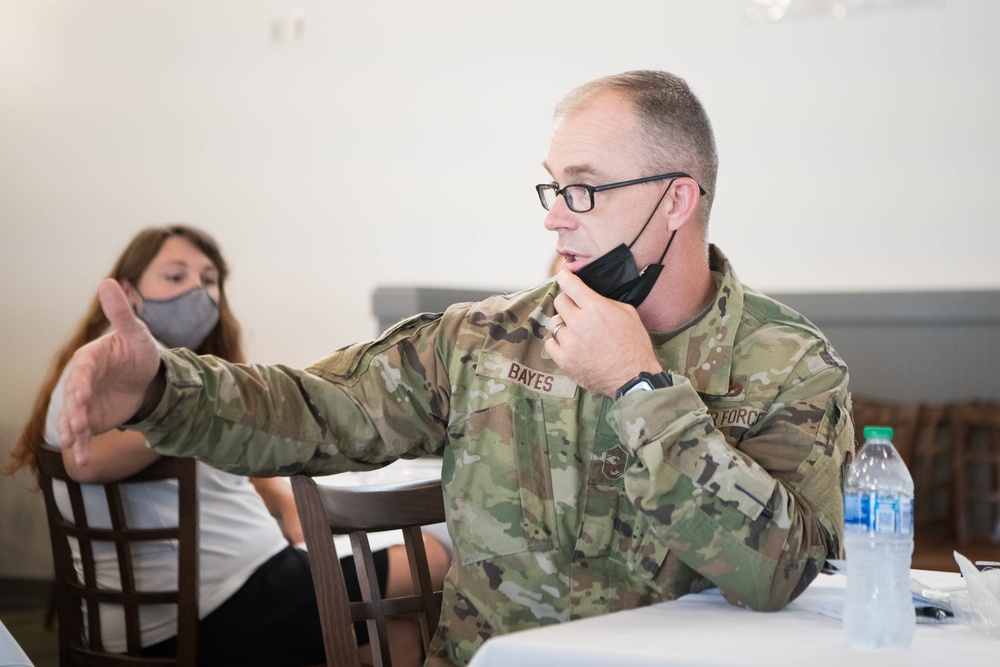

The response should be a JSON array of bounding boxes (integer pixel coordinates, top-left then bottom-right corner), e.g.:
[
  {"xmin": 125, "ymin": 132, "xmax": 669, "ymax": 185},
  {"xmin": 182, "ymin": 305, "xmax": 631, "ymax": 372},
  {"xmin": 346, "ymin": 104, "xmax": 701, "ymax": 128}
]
[
  {"xmin": 36, "ymin": 442, "xmax": 199, "ymax": 666},
  {"xmin": 401, "ymin": 524, "xmax": 439, "ymax": 649},
  {"xmin": 290, "ymin": 474, "xmax": 360, "ymax": 667},
  {"xmin": 951, "ymin": 402, "xmax": 1000, "ymax": 548},
  {"xmin": 104, "ymin": 484, "xmax": 141, "ymax": 654},
  {"xmin": 911, "ymin": 404, "xmax": 954, "ymax": 541}
]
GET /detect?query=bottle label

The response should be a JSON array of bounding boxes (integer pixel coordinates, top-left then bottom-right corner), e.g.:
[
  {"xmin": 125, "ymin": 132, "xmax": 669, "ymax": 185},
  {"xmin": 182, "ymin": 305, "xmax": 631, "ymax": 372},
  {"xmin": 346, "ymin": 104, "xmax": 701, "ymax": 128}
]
[{"xmin": 844, "ymin": 492, "xmax": 913, "ymax": 535}]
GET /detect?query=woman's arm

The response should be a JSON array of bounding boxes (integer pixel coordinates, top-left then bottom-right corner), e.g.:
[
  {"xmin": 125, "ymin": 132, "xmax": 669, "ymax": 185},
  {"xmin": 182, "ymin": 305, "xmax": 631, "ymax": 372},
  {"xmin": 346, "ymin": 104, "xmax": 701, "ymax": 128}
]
[
  {"xmin": 251, "ymin": 477, "xmax": 304, "ymax": 545},
  {"xmin": 61, "ymin": 428, "xmax": 161, "ymax": 484}
]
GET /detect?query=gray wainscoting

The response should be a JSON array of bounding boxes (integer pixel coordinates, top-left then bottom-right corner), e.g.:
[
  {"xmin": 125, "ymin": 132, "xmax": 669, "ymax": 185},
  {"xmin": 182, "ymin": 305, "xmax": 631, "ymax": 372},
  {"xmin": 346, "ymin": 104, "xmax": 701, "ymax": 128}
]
[{"xmin": 373, "ymin": 287, "xmax": 1000, "ymax": 404}]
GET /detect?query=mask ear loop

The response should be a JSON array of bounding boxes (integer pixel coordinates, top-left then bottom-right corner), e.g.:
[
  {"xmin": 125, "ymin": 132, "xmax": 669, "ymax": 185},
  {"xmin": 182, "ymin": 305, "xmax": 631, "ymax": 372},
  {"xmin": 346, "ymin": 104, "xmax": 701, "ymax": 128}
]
[
  {"xmin": 626, "ymin": 178, "xmax": 677, "ymax": 252},
  {"xmin": 614, "ymin": 180, "xmax": 682, "ymax": 307},
  {"xmin": 627, "ymin": 178, "xmax": 678, "ymax": 267},
  {"xmin": 653, "ymin": 229, "xmax": 677, "ymax": 266}
]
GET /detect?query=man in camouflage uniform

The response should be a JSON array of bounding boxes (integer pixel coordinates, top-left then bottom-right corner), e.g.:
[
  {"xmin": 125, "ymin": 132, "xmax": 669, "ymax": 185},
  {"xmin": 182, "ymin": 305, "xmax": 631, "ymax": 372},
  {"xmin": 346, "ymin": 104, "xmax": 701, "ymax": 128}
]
[{"xmin": 60, "ymin": 71, "xmax": 854, "ymax": 667}]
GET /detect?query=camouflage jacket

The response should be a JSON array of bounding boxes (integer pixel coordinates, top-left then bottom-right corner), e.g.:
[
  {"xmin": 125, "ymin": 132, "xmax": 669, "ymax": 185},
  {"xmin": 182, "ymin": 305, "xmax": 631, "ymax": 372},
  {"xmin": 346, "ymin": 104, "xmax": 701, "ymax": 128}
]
[{"xmin": 136, "ymin": 245, "xmax": 854, "ymax": 667}]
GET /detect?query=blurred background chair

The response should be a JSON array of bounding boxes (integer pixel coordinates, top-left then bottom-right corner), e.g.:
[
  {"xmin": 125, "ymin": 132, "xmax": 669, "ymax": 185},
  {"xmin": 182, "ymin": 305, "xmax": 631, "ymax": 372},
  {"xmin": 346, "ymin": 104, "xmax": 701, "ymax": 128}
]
[
  {"xmin": 35, "ymin": 443, "xmax": 198, "ymax": 666},
  {"xmin": 950, "ymin": 401, "xmax": 1000, "ymax": 562},
  {"xmin": 850, "ymin": 396, "xmax": 922, "ymax": 465},
  {"xmin": 851, "ymin": 398, "xmax": 1000, "ymax": 572},
  {"xmin": 852, "ymin": 397, "xmax": 958, "ymax": 570},
  {"xmin": 290, "ymin": 475, "xmax": 445, "ymax": 667},
  {"xmin": 906, "ymin": 404, "xmax": 957, "ymax": 571}
]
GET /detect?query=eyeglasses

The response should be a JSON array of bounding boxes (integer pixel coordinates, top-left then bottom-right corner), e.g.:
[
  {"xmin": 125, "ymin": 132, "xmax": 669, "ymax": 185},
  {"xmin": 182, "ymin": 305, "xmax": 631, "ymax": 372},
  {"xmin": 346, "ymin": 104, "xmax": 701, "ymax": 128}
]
[{"xmin": 535, "ymin": 172, "xmax": 706, "ymax": 213}]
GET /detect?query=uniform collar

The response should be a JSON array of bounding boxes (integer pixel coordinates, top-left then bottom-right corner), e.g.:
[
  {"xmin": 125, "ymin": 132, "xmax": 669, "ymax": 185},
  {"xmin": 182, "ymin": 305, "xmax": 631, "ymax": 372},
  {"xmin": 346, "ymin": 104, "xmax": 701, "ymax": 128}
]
[{"xmin": 649, "ymin": 244, "xmax": 743, "ymax": 397}]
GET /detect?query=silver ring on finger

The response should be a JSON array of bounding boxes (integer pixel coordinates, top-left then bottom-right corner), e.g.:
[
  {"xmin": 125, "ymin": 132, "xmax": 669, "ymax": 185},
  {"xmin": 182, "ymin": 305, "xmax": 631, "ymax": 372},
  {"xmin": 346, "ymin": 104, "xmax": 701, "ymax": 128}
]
[{"xmin": 551, "ymin": 322, "xmax": 565, "ymax": 342}]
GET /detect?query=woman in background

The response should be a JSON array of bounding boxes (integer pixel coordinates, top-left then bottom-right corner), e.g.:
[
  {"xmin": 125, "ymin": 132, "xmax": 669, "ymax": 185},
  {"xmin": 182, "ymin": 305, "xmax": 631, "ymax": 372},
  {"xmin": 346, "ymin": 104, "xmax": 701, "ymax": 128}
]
[{"xmin": 8, "ymin": 224, "xmax": 448, "ymax": 666}]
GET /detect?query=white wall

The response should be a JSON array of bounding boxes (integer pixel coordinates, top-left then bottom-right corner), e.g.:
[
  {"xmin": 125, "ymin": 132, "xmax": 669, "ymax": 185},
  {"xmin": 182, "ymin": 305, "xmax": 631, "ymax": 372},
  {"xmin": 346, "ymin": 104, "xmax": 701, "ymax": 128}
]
[{"xmin": 2, "ymin": 0, "xmax": 998, "ymax": 578}]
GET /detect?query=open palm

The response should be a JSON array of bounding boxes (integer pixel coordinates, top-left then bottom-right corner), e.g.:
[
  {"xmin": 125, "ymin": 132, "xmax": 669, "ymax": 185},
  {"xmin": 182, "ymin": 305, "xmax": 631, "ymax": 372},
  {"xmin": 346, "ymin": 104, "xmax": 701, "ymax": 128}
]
[{"xmin": 59, "ymin": 279, "xmax": 160, "ymax": 465}]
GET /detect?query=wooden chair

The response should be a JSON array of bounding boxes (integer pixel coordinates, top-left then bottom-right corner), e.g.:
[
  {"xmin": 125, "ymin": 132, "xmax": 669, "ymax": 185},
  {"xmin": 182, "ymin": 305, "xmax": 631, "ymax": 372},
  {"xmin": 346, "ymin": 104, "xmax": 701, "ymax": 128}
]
[
  {"xmin": 850, "ymin": 396, "xmax": 923, "ymax": 465},
  {"xmin": 906, "ymin": 405, "xmax": 963, "ymax": 571},
  {"xmin": 850, "ymin": 399, "xmax": 1000, "ymax": 571},
  {"xmin": 950, "ymin": 401, "xmax": 1000, "ymax": 563},
  {"xmin": 907, "ymin": 405, "xmax": 953, "ymax": 535},
  {"xmin": 850, "ymin": 398, "xmax": 958, "ymax": 570},
  {"xmin": 290, "ymin": 475, "xmax": 445, "ymax": 667},
  {"xmin": 35, "ymin": 443, "xmax": 199, "ymax": 666}
]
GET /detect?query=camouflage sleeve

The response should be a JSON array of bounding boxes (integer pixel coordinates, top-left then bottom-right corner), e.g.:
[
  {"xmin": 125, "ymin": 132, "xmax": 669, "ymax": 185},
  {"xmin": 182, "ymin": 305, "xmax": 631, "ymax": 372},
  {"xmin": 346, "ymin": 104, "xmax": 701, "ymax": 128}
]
[
  {"xmin": 607, "ymin": 358, "xmax": 853, "ymax": 612},
  {"xmin": 133, "ymin": 313, "xmax": 455, "ymax": 477}
]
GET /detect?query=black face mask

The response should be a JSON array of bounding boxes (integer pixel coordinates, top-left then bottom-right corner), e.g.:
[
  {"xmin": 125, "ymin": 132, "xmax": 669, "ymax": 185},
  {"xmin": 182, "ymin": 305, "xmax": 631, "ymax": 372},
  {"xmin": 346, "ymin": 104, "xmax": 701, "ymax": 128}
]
[{"xmin": 574, "ymin": 182, "xmax": 677, "ymax": 308}]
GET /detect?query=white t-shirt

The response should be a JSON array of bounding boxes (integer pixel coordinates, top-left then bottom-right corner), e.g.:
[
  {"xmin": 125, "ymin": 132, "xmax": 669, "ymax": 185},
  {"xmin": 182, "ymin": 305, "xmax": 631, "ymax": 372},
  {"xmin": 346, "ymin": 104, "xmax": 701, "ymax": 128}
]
[{"xmin": 45, "ymin": 365, "xmax": 288, "ymax": 652}]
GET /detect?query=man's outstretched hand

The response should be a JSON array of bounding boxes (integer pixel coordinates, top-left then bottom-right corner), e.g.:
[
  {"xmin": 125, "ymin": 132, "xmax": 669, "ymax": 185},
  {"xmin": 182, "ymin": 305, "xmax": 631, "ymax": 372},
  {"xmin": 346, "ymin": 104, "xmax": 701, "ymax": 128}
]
[{"xmin": 59, "ymin": 279, "xmax": 161, "ymax": 466}]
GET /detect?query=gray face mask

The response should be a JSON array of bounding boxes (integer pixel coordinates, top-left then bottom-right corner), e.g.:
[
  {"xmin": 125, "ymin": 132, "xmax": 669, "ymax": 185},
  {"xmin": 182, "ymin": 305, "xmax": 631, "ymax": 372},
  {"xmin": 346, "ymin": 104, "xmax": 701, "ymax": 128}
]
[{"xmin": 136, "ymin": 286, "xmax": 220, "ymax": 350}]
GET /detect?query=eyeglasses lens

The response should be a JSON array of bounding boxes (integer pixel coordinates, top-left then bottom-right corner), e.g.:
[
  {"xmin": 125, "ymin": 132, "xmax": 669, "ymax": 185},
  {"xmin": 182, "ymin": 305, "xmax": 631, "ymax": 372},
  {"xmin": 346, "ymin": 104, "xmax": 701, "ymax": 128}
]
[
  {"xmin": 564, "ymin": 186, "xmax": 590, "ymax": 213},
  {"xmin": 537, "ymin": 184, "xmax": 595, "ymax": 212}
]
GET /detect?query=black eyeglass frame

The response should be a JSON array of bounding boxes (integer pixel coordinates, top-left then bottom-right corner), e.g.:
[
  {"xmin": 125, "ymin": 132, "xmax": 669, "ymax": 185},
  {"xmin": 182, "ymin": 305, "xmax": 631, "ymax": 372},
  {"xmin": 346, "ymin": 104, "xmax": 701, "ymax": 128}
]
[{"xmin": 535, "ymin": 172, "xmax": 707, "ymax": 213}]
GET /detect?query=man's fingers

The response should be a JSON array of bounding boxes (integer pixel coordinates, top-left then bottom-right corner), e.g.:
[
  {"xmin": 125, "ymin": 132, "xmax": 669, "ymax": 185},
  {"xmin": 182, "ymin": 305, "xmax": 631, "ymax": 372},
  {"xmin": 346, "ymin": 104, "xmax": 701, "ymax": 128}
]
[
  {"xmin": 98, "ymin": 278, "xmax": 144, "ymax": 335},
  {"xmin": 59, "ymin": 363, "xmax": 92, "ymax": 466},
  {"xmin": 553, "ymin": 271, "xmax": 586, "ymax": 325},
  {"xmin": 68, "ymin": 413, "xmax": 92, "ymax": 467},
  {"xmin": 543, "ymin": 337, "xmax": 562, "ymax": 366},
  {"xmin": 555, "ymin": 270, "xmax": 599, "ymax": 308},
  {"xmin": 58, "ymin": 365, "xmax": 80, "ymax": 445}
]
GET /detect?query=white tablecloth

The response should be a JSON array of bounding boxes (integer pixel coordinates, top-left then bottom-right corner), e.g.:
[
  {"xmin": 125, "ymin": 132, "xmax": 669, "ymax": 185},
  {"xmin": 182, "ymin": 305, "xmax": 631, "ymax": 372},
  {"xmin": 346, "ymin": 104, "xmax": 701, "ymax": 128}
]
[
  {"xmin": 0, "ymin": 620, "xmax": 33, "ymax": 667},
  {"xmin": 468, "ymin": 570, "xmax": 999, "ymax": 667}
]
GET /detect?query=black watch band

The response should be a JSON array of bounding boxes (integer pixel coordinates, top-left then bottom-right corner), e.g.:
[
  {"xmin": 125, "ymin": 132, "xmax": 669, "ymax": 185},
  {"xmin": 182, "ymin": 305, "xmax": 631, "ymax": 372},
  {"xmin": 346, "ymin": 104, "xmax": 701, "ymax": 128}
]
[{"xmin": 614, "ymin": 371, "xmax": 672, "ymax": 400}]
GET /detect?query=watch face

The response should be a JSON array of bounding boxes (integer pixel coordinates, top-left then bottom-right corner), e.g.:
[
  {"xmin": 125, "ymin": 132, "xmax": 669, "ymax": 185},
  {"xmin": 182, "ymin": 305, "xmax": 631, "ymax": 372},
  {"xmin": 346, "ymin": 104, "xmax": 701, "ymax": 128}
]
[
  {"xmin": 616, "ymin": 371, "xmax": 672, "ymax": 399},
  {"xmin": 619, "ymin": 378, "xmax": 653, "ymax": 399},
  {"xmin": 633, "ymin": 380, "xmax": 654, "ymax": 392}
]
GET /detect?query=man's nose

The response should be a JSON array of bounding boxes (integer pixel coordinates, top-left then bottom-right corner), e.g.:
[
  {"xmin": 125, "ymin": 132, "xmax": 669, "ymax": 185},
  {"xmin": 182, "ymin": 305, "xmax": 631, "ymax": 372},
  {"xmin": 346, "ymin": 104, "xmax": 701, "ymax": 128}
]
[{"xmin": 542, "ymin": 195, "xmax": 578, "ymax": 232}]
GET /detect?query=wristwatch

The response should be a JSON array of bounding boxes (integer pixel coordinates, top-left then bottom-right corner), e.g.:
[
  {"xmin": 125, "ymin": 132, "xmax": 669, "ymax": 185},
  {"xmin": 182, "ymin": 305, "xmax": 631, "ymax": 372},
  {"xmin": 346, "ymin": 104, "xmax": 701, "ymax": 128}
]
[{"xmin": 614, "ymin": 371, "xmax": 672, "ymax": 400}]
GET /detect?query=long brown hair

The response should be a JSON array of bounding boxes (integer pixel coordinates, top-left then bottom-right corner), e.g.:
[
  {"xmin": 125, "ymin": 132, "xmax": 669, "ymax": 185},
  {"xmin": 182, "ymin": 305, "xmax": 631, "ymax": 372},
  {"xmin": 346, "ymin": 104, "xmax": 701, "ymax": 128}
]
[{"xmin": 6, "ymin": 224, "xmax": 245, "ymax": 481}]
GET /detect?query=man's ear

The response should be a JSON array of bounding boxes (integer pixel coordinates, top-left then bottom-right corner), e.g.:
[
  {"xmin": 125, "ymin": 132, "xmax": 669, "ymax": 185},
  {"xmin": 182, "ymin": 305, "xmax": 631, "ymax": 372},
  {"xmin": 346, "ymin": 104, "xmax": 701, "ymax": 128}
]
[{"xmin": 664, "ymin": 178, "xmax": 703, "ymax": 233}]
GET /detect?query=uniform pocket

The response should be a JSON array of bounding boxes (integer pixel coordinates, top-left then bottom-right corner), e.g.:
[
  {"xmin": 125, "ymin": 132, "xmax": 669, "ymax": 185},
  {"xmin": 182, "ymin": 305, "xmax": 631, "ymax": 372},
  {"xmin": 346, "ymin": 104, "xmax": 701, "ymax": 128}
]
[
  {"xmin": 624, "ymin": 512, "xmax": 672, "ymax": 581},
  {"xmin": 446, "ymin": 398, "xmax": 558, "ymax": 565}
]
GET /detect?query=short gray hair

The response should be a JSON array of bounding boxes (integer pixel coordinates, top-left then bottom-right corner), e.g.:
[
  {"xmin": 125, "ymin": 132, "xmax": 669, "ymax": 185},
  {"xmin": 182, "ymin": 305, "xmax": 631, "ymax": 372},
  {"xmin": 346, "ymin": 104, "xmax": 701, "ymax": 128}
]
[{"xmin": 555, "ymin": 70, "xmax": 719, "ymax": 228}]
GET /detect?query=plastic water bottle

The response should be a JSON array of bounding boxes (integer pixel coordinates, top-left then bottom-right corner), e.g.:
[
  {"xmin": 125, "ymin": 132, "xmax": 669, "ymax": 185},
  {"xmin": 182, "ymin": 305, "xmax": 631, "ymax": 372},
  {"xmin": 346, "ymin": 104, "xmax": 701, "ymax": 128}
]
[{"xmin": 843, "ymin": 425, "xmax": 915, "ymax": 649}]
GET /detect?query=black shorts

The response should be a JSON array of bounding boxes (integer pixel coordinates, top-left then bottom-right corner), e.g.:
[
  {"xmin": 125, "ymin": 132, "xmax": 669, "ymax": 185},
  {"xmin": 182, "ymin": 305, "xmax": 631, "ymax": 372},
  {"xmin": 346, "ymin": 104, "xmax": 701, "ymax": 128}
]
[{"xmin": 142, "ymin": 545, "xmax": 391, "ymax": 666}]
